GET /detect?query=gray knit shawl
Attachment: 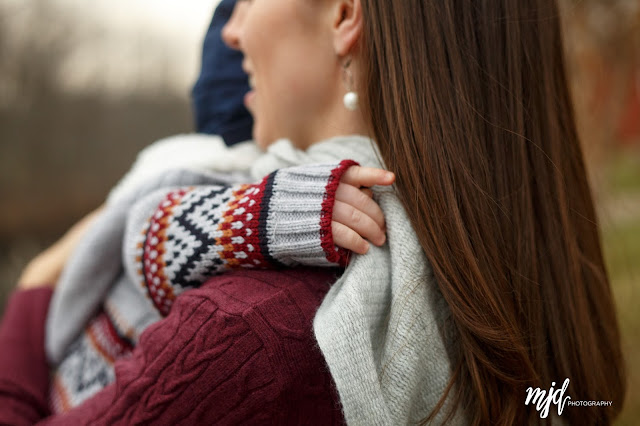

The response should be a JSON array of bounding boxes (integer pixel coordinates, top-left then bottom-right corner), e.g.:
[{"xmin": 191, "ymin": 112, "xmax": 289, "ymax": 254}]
[{"xmin": 252, "ymin": 136, "xmax": 461, "ymax": 425}]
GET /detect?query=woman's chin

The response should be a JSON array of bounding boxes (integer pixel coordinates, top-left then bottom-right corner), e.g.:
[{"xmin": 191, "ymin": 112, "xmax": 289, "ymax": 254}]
[{"xmin": 252, "ymin": 127, "xmax": 274, "ymax": 151}]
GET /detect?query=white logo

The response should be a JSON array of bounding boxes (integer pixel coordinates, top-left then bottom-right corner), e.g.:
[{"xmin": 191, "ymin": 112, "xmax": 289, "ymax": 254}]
[{"xmin": 525, "ymin": 378, "xmax": 571, "ymax": 418}]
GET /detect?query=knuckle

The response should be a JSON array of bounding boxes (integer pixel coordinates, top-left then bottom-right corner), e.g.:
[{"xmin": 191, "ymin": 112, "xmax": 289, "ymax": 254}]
[
  {"xmin": 333, "ymin": 201, "xmax": 348, "ymax": 220},
  {"xmin": 357, "ymin": 192, "xmax": 373, "ymax": 211},
  {"xmin": 350, "ymin": 207, "xmax": 362, "ymax": 225},
  {"xmin": 335, "ymin": 186, "xmax": 350, "ymax": 204}
]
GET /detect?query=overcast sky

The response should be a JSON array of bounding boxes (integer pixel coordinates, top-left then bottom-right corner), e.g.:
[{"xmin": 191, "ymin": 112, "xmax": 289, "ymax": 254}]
[
  {"xmin": 3, "ymin": 0, "xmax": 224, "ymax": 96},
  {"xmin": 60, "ymin": 0, "xmax": 220, "ymax": 39},
  {"xmin": 60, "ymin": 0, "xmax": 222, "ymax": 95}
]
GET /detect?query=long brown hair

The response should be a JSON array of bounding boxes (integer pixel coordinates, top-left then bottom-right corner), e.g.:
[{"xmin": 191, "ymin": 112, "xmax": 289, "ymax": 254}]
[{"xmin": 358, "ymin": 0, "xmax": 626, "ymax": 424}]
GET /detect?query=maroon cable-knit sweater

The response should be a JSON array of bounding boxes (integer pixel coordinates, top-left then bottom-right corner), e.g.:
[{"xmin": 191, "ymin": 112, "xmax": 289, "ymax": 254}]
[{"xmin": 0, "ymin": 268, "xmax": 346, "ymax": 425}]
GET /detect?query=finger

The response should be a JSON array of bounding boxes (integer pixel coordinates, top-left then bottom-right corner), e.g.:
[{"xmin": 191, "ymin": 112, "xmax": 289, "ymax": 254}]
[
  {"xmin": 341, "ymin": 166, "xmax": 395, "ymax": 188},
  {"xmin": 335, "ymin": 183, "xmax": 385, "ymax": 230},
  {"xmin": 332, "ymin": 221, "xmax": 369, "ymax": 254},
  {"xmin": 333, "ymin": 200, "xmax": 386, "ymax": 246},
  {"xmin": 361, "ymin": 188, "xmax": 373, "ymax": 198}
]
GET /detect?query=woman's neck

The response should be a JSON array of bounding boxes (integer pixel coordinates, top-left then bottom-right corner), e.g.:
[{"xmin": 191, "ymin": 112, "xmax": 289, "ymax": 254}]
[{"xmin": 295, "ymin": 83, "xmax": 371, "ymax": 151}]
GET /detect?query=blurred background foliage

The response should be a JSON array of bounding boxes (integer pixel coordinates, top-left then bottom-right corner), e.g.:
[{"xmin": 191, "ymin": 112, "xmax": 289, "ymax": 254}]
[
  {"xmin": 560, "ymin": 2, "xmax": 640, "ymax": 423},
  {"xmin": 0, "ymin": 0, "xmax": 638, "ymax": 423},
  {"xmin": 0, "ymin": 0, "xmax": 200, "ymax": 303}
]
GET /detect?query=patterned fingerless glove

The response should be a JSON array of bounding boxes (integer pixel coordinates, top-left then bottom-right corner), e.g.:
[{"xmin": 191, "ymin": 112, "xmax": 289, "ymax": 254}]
[{"xmin": 127, "ymin": 160, "xmax": 357, "ymax": 315}]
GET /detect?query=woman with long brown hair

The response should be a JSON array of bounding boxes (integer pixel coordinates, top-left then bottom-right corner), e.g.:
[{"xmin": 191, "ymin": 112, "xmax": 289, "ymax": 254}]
[
  {"xmin": 360, "ymin": 0, "xmax": 627, "ymax": 423},
  {"xmin": 358, "ymin": 1, "xmax": 626, "ymax": 424},
  {"xmin": 0, "ymin": 0, "xmax": 625, "ymax": 424}
]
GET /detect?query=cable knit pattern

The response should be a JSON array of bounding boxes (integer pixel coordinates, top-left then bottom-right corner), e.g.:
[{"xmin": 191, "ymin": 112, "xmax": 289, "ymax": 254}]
[{"xmin": 0, "ymin": 270, "xmax": 346, "ymax": 425}]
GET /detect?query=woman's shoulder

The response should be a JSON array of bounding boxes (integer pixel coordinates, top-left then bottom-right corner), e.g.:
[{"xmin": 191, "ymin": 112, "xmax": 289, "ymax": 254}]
[
  {"xmin": 102, "ymin": 267, "xmax": 345, "ymax": 425},
  {"xmin": 152, "ymin": 267, "xmax": 345, "ymax": 424}
]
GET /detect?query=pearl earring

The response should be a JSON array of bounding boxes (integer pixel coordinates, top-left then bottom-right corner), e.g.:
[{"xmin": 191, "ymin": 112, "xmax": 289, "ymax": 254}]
[{"xmin": 342, "ymin": 58, "xmax": 358, "ymax": 111}]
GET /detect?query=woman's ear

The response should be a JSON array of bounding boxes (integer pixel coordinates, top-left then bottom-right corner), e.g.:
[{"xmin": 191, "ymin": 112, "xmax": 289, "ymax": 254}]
[{"xmin": 332, "ymin": 0, "xmax": 363, "ymax": 56}]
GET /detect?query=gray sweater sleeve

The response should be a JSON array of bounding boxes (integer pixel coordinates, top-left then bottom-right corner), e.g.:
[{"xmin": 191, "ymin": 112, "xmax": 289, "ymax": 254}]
[{"xmin": 46, "ymin": 168, "xmax": 242, "ymax": 364}]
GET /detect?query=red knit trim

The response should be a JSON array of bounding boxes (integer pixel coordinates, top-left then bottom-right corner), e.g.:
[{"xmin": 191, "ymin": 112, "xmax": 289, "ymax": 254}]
[
  {"xmin": 86, "ymin": 313, "xmax": 133, "ymax": 366},
  {"xmin": 142, "ymin": 188, "xmax": 190, "ymax": 316},
  {"xmin": 215, "ymin": 182, "xmax": 271, "ymax": 269},
  {"xmin": 320, "ymin": 159, "xmax": 359, "ymax": 267}
]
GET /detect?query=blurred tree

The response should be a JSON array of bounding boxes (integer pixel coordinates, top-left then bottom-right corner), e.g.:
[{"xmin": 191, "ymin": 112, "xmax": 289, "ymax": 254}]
[
  {"xmin": 560, "ymin": 0, "xmax": 640, "ymax": 184},
  {"xmin": 0, "ymin": 0, "xmax": 193, "ymax": 242},
  {"xmin": 0, "ymin": 0, "xmax": 193, "ymax": 302}
]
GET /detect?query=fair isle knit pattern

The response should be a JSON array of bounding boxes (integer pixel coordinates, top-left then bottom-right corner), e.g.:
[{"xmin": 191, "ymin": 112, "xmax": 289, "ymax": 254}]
[
  {"xmin": 51, "ymin": 311, "xmax": 133, "ymax": 413},
  {"xmin": 50, "ymin": 160, "xmax": 356, "ymax": 411},
  {"xmin": 135, "ymin": 162, "xmax": 355, "ymax": 316},
  {"xmin": 134, "ymin": 185, "xmax": 264, "ymax": 316}
]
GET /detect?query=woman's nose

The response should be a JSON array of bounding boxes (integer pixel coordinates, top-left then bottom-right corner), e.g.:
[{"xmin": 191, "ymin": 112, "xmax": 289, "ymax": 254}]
[{"xmin": 221, "ymin": 2, "xmax": 248, "ymax": 51}]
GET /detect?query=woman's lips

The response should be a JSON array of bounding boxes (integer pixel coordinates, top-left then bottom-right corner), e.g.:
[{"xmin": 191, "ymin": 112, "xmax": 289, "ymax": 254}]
[{"xmin": 244, "ymin": 90, "xmax": 256, "ymax": 110}]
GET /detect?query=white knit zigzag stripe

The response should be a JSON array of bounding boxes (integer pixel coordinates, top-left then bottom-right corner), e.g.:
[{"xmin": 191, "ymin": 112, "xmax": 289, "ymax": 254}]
[{"xmin": 163, "ymin": 186, "xmax": 237, "ymax": 285}]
